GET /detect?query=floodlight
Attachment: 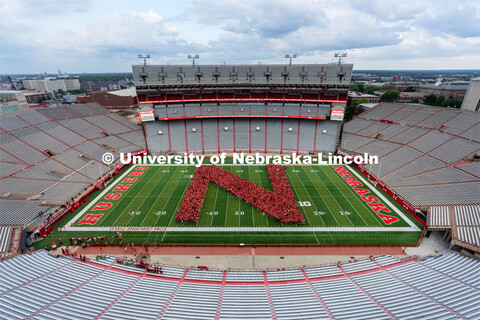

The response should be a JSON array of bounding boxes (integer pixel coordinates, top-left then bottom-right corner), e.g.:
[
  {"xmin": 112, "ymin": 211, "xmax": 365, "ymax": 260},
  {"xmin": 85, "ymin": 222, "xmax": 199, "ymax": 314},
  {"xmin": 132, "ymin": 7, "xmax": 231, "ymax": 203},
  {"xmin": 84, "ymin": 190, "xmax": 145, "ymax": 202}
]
[
  {"xmin": 137, "ymin": 54, "xmax": 151, "ymax": 66},
  {"xmin": 285, "ymin": 54, "xmax": 297, "ymax": 66}
]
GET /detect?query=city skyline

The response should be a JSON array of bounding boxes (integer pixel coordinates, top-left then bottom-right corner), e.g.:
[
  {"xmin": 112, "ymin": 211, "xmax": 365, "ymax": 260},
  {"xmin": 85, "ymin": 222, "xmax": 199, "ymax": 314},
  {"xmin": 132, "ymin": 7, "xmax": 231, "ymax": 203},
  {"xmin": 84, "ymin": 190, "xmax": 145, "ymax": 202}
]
[{"xmin": 1, "ymin": 0, "xmax": 480, "ymax": 73}]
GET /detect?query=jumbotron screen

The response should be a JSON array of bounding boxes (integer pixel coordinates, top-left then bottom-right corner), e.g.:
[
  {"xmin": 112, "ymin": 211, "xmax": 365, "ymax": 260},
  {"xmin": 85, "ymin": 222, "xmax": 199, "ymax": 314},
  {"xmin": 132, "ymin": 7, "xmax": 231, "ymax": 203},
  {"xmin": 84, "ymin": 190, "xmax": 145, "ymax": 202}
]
[{"xmin": 138, "ymin": 110, "xmax": 155, "ymax": 122}]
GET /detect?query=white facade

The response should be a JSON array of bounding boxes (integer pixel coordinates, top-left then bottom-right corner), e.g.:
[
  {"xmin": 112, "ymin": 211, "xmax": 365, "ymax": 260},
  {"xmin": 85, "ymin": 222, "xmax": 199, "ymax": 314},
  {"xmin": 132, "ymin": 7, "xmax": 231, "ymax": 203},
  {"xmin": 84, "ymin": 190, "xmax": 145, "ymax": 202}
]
[
  {"xmin": 0, "ymin": 90, "xmax": 28, "ymax": 112},
  {"xmin": 23, "ymin": 78, "xmax": 80, "ymax": 93},
  {"xmin": 461, "ymin": 77, "xmax": 480, "ymax": 112}
]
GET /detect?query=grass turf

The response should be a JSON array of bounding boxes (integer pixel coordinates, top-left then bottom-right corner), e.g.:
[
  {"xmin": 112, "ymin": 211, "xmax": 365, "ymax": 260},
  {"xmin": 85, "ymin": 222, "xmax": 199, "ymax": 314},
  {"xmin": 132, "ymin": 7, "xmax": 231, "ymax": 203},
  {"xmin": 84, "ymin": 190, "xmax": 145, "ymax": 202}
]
[{"xmin": 33, "ymin": 164, "xmax": 424, "ymax": 248}]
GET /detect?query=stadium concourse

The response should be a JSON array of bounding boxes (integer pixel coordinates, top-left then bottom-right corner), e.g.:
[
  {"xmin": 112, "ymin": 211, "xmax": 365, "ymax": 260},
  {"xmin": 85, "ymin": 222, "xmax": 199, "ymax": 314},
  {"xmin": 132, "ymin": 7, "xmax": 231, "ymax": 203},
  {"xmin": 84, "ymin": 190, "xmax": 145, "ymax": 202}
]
[{"xmin": 1, "ymin": 249, "xmax": 479, "ymax": 319}]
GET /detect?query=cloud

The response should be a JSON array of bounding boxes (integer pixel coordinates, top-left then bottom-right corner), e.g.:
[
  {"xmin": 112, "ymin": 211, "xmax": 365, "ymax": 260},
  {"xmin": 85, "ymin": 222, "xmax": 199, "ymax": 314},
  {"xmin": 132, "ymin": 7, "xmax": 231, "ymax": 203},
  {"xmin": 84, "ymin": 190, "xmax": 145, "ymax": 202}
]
[
  {"xmin": 0, "ymin": 0, "xmax": 479, "ymax": 73},
  {"xmin": 418, "ymin": 4, "xmax": 480, "ymax": 38},
  {"xmin": 189, "ymin": 0, "xmax": 322, "ymax": 37}
]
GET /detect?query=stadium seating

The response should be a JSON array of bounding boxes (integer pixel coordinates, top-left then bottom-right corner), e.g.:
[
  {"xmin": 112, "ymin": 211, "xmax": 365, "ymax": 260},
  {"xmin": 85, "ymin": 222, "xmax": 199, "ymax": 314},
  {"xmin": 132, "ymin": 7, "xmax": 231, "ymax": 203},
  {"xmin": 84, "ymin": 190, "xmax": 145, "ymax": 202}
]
[
  {"xmin": 0, "ymin": 103, "xmax": 145, "ymax": 226},
  {"xmin": 2, "ymin": 250, "xmax": 478, "ymax": 319},
  {"xmin": 225, "ymin": 269, "xmax": 264, "ymax": 282},
  {"xmin": 146, "ymin": 116, "xmax": 340, "ymax": 155},
  {"xmin": 340, "ymin": 103, "xmax": 480, "ymax": 208}
]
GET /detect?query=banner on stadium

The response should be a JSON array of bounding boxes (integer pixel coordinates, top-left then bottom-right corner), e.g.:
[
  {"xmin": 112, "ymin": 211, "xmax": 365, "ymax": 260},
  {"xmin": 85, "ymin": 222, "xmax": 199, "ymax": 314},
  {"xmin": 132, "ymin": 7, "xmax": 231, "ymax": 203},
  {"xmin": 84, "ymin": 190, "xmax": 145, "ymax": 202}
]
[
  {"xmin": 330, "ymin": 109, "xmax": 345, "ymax": 121},
  {"xmin": 138, "ymin": 110, "xmax": 155, "ymax": 122}
]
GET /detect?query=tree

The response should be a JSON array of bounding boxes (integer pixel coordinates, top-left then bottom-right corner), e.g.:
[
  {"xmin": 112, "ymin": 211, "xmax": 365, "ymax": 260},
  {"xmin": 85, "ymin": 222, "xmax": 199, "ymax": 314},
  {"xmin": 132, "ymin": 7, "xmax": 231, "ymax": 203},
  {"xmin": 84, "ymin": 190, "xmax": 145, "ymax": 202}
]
[
  {"xmin": 345, "ymin": 98, "xmax": 369, "ymax": 122},
  {"xmin": 436, "ymin": 96, "xmax": 445, "ymax": 106},
  {"xmin": 440, "ymin": 99, "xmax": 462, "ymax": 108},
  {"xmin": 350, "ymin": 84, "xmax": 365, "ymax": 93},
  {"xmin": 364, "ymin": 86, "xmax": 376, "ymax": 94},
  {"xmin": 70, "ymin": 89, "xmax": 86, "ymax": 94},
  {"xmin": 405, "ymin": 86, "xmax": 416, "ymax": 92},
  {"xmin": 380, "ymin": 90, "xmax": 400, "ymax": 102},
  {"xmin": 424, "ymin": 94, "xmax": 438, "ymax": 106}
]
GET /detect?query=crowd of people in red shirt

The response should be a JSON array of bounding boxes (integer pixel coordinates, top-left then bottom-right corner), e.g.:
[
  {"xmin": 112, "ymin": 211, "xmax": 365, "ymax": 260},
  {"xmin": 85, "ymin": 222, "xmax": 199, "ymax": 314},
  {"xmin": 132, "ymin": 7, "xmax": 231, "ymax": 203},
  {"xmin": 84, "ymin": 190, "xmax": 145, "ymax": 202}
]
[
  {"xmin": 116, "ymin": 257, "xmax": 163, "ymax": 274},
  {"xmin": 175, "ymin": 165, "xmax": 304, "ymax": 224}
]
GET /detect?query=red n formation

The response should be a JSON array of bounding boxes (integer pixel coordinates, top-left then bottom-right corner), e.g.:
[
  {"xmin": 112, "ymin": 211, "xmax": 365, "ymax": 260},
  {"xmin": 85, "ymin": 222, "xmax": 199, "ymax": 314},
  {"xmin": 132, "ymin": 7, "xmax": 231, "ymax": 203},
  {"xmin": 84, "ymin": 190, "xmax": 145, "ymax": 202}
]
[{"xmin": 175, "ymin": 165, "xmax": 305, "ymax": 224}]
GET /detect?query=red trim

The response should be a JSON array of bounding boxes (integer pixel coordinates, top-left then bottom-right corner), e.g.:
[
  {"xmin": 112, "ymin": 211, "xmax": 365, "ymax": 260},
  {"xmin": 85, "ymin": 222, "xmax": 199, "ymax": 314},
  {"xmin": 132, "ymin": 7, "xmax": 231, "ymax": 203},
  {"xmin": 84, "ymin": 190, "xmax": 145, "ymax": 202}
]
[
  {"xmin": 158, "ymin": 114, "xmax": 326, "ymax": 121},
  {"xmin": 280, "ymin": 119, "xmax": 284, "ymax": 154},
  {"xmin": 200, "ymin": 119, "xmax": 205, "ymax": 154},
  {"xmin": 351, "ymin": 162, "xmax": 426, "ymax": 227},
  {"xmin": 233, "ymin": 119, "xmax": 236, "ymax": 152},
  {"xmin": 73, "ymin": 256, "xmax": 416, "ymax": 287},
  {"xmin": 264, "ymin": 119, "xmax": 268, "ymax": 154},
  {"xmin": 140, "ymin": 98, "xmax": 347, "ymax": 104},
  {"xmin": 167, "ymin": 121, "xmax": 172, "ymax": 152},
  {"xmin": 417, "ymin": 227, "xmax": 427, "ymax": 247},
  {"xmin": 249, "ymin": 118, "xmax": 252, "ymax": 153},
  {"xmin": 217, "ymin": 118, "xmax": 220, "ymax": 153},
  {"xmin": 184, "ymin": 120, "xmax": 189, "ymax": 153},
  {"xmin": 296, "ymin": 120, "xmax": 301, "ymax": 154}
]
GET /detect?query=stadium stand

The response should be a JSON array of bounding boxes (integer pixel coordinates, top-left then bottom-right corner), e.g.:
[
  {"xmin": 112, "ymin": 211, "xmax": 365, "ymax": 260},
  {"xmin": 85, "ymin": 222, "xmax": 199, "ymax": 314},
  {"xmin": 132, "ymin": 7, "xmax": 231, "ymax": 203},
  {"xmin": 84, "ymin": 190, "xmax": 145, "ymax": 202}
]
[
  {"xmin": 134, "ymin": 63, "xmax": 350, "ymax": 155},
  {"xmin": 146, "ymin": 110, "xmax": 341, "ymax": 155},
  {"xmin": 428, "ymin": 205, "xmax": 480, "ymax": 251},
  {"xmin": 340, "ymin": 103, "xmax": 480, "ymax": 208},
  {"xmin": 0, "ymin": 103, "xmax": 145, "ymax": 228},
  {"xmin": 0, "ymin": 226, "xmax": 13, "ymax": 259},
  {"xmin": 427, "ymin": 206, "xmax": 451, "ymax": 229},
  {"xmin": 225, "ymin": 270, "xmax": 264, "ymax": 282},
  {"xmin": 1, "ymin": 249, "xmax": 479, "ymax": 319}
]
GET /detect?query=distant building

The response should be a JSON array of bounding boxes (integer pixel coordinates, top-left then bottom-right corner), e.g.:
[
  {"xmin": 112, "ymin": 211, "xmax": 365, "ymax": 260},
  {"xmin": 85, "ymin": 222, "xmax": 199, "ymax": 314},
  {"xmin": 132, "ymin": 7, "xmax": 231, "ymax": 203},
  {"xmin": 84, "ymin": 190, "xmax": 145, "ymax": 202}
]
[
  {"xmin": 461, "ymin": 77, "xmax": 480, "ymax": 112},
  {"xmin": 356, "ymin": 102, "xmax": 380, "ymax": 113},
  {"xmin": 80, "ymin": 81, "xmax": 123, "ymax": 92},
  {"xmin": 62, "ymin": 94, "xmax": 78, "ymax": 104},
  {"xmin": 417, "ymin": 83, "xmax": 469, "ymax": 100},
  {"xmin": 23, "ymin": 78, "xmax": 80, "ymax": 93},
  {"xmin": 347, "ymin": 92, "xmax": 380, "ymax": 106},
  {"xmin": 82, "ymin": 87, "xmax": 137, "ymax": 107},
  {"xmin": 24, "ymin": 92, "xmax": 53, "ymax": 104},
  {"xmin": 398, "ymin": 92, "xmax": 427, "ymax": 103},
  {"xmin": 0, "ymin": 90, "xmax": 28, "ymax": 113},
  {"xmin": 383, "ymin": 83, "xmax": 420, "ymax": 91}
]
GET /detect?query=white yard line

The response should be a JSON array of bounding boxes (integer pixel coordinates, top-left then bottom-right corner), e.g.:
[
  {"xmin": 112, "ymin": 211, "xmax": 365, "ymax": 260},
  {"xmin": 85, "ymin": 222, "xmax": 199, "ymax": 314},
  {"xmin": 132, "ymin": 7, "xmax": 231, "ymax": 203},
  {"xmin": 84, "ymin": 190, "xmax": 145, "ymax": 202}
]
[
  {"xmin": 159, "ymin": 167, "xmax": 193, "ymax": 242},
  {"xmin": 247, "ymin": 167, "xmax": 255, "ymax": 227},
  {"xmin": 64, "ymin": 226, "xmax": 418, "ymax": 232},
  {"xmin": 254, "ymin": 166, "xmax": 270, "ymax": 227},
  {"xmin": 64, "ymin": 165, "xmax": 137, "ymax": 228},
  {"xmin": 138, "ymin": 167, "xmax": 181, "ymax": 227},
  {"xmin": 346, "ymin": 166, "xmax": 421, "ymax": 231},
  {"xmin": 288, "ymin": 168, "xmax": 325, "ymax": 242},
  {"xmin": 318, "ymin": 166, "xmax": 378, "ymax": 227},
  {"xmin": 298, "ymin": 166, "xmax": 343, "ymax": 227},
  {"xmin": 118, "ymin": 167, "xmax": 169, "ymax": 227},
  {"xmin": 65, "ymin": 164, "xmax": 420, "ymax": 233}
]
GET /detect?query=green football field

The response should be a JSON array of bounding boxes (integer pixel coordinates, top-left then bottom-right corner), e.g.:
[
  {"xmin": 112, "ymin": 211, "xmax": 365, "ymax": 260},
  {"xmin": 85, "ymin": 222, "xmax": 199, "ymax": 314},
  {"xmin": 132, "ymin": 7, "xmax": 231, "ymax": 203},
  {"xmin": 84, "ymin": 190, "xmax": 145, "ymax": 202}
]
[{"xmin": 45, "ymin": 163, "xmax": 424, "ymax": 246}]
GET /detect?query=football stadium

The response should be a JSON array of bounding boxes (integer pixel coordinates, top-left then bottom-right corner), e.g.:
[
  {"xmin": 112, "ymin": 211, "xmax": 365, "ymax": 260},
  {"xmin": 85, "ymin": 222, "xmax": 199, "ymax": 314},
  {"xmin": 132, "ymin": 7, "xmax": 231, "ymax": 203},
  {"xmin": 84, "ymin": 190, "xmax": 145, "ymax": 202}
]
[{"xmin": 1, "ymin": 61, "xmax": 479, "ymax": 319}]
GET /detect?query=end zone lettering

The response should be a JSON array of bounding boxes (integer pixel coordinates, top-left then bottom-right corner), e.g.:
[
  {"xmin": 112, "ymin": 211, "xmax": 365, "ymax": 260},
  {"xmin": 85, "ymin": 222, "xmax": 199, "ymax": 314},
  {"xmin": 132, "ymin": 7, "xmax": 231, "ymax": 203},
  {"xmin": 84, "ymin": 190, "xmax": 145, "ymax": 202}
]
[
  {"xmin": 332, "ymin": 166, "xmax": 399, "ymax": 225},
  {"xmin": 84, "ymin": 166, "xmax": 146, "ymax": 225}
]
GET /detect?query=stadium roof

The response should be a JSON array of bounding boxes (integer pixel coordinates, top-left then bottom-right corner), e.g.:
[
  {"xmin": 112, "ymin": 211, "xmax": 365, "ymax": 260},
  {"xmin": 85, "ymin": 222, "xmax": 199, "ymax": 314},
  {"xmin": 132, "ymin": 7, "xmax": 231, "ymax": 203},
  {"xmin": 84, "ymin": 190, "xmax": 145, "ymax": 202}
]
[
  {"xmin": 108, "ymin": 87, "xmax": 136, "ymax": 97},
  {"xmin": 420, "ymin": 83, "xmax": 470, "ymax": 90}
]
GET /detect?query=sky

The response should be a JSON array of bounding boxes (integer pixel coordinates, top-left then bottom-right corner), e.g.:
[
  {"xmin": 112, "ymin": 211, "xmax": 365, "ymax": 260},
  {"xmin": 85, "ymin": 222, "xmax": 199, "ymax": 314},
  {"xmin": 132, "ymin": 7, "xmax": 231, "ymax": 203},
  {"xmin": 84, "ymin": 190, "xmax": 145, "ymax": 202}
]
[{"xmin": 1, "ymin": 0, "xmax": 480, "ymax": 74}]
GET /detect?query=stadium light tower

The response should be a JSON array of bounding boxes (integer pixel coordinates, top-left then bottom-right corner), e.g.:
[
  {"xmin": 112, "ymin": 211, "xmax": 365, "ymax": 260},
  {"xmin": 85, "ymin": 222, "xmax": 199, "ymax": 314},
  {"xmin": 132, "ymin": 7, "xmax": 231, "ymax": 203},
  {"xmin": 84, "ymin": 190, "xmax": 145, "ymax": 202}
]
[
  {"xmin": 187, "ymin": 54, "xmax": 199, "ymax": 66},
  {"xmin": 285, "ymin": 54, "xmax": 297, "ymax": 66},
  {"xmin": 334, "ymin": 52, "xmax": 347, "ymax": 65},
  {"xmin": 137, "ymin": 54, "xmax": 151, "ymax": 67}
]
